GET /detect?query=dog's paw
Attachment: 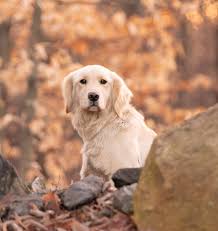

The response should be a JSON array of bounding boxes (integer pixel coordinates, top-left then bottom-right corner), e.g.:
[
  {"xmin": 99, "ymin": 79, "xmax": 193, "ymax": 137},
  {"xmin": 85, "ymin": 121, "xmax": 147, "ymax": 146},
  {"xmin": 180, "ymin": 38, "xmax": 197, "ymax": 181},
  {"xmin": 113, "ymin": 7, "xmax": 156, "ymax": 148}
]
[
  {"xmin": 102, "ymin": 180, "xmax": 116, "ymax": 192},
  {"xmin": 80, "ymin": 169, "xmax": 85, "ymax": 180}
]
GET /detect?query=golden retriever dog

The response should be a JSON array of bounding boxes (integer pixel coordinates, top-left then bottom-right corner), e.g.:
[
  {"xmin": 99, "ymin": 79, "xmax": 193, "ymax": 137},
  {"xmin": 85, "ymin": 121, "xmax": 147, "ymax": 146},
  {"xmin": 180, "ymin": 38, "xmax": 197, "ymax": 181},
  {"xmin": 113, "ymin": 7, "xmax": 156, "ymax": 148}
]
[{"xmin": 62, "ymin": 65, "xmax": 156, "ymax": 180}]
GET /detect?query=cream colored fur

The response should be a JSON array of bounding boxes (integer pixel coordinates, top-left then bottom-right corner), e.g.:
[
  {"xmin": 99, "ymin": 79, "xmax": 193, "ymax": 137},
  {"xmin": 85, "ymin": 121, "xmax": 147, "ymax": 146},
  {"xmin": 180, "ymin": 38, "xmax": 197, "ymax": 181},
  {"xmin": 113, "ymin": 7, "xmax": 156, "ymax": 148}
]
[{"xmin": 62, "ymin": 65, "xmax": 157, "ymax": 180}]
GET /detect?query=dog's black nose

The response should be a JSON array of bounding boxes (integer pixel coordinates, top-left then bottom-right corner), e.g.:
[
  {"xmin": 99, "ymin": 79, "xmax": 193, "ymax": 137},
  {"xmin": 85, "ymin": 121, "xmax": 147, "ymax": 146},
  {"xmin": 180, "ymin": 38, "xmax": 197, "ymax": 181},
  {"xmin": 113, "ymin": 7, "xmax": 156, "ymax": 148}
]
[{"xmin": 88, "ymin": 92, "xmax": 99, "ymax": 102}]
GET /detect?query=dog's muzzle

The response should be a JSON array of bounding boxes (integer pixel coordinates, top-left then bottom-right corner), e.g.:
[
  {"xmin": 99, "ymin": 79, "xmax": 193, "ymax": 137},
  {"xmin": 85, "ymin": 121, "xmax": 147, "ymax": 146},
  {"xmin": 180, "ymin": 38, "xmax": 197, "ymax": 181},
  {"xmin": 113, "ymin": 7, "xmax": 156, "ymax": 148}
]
[{"xmin": 88, "ymin": 92, "xmax": 100, "ymax": 111}]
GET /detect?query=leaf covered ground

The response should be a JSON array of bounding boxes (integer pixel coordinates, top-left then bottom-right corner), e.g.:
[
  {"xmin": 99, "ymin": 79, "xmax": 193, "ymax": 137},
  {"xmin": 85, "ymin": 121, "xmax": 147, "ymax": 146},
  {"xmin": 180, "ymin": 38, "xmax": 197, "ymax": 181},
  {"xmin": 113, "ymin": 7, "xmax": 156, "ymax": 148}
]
[{"xmin": 0, "ymin": 188, "xmax": 137, "ymax": 231}]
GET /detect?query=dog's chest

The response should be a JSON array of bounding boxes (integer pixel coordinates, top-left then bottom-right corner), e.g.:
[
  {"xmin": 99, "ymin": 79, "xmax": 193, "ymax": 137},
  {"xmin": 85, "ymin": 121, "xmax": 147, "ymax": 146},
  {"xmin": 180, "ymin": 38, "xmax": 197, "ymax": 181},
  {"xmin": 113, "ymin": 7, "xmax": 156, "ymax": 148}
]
[{"xmin": 82, "ymin": 120, "xmax": 131, "ymax": 175}]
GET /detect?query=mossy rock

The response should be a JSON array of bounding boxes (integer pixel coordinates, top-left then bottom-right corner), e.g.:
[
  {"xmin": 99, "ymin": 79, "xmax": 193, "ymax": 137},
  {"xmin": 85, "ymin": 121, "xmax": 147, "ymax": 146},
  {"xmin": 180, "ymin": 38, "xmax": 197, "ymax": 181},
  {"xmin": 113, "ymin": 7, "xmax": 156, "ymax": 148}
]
[{"xmin": 134, "ymin": 104, "xmax": 218, "ymax": 231}]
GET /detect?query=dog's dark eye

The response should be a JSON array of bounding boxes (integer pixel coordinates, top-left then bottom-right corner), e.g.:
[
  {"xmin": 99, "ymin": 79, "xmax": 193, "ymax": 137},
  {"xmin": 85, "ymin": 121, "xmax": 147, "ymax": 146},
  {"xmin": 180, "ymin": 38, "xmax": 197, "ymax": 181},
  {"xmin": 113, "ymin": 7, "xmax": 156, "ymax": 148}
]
[
  {"xmin": 80, "ymin": 79, "xmax": 87, "ymax": 84},
  {"xmin": 100, "ymin": 79, "xmax": 107, "ymax": 84}
]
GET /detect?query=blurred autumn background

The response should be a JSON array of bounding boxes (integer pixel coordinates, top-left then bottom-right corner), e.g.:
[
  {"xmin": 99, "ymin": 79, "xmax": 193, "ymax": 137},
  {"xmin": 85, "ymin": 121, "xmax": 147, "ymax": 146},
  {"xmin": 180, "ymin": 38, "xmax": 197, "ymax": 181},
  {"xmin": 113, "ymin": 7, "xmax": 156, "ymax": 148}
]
[{"xmin": 0, "ymin": 0, "xmax": 217, "ymax": 187}]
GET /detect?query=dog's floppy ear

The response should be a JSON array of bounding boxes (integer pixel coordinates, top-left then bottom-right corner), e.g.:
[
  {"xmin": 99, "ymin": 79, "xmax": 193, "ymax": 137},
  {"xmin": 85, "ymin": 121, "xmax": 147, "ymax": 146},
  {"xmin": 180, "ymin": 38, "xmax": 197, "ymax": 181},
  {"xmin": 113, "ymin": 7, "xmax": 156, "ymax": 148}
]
[
  {"xmin": 112, "ymin": 72, "xmax": 133, "ymax": 118},
  {"xmin": 62, "ymin": 73, "xmax": 74, "ymax": 113}
]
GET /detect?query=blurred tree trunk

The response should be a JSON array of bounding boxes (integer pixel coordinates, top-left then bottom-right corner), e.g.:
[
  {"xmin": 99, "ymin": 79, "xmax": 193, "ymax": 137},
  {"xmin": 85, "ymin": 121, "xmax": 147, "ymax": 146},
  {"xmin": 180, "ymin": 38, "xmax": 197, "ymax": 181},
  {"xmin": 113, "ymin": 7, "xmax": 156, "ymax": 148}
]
[
  {"xmin": 0, "ymin": 20, "xmax": 12, "ymax": 68},
  {"xmin": 173, "ymin": 14, "xmax": 217, "ymax": 108},
  {"xmin": 22, "ymin": 0, "xmax": 48, "ymax": 179},
  {"xmin": 25, "ymin": 0, "xmax": 42, "ymax": 122},
  {"xmin": 0, "ymin": 0, "xmax": 45, "ymax": 179},
  {"xmin": 0, "ymin": 114, "xmax": 36, "ymax": 180},
  {"xmin": 178, "ymin": 19, "xmax": 217, "ymax": 80}
]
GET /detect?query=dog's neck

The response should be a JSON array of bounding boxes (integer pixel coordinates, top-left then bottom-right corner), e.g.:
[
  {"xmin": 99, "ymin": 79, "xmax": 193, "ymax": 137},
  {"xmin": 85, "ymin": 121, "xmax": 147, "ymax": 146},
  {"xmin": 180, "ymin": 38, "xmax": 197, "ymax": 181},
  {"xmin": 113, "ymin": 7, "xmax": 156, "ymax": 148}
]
[{"xmin": 71, "ymin": 109, "xmax": 118, "ymax": 142}]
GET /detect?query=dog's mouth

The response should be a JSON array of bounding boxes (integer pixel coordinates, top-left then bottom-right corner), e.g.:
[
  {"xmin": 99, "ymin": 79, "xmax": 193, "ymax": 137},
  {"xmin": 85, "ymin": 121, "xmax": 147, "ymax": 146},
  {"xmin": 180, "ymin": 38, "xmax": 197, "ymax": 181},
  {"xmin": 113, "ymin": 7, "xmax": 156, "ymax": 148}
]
[{"xmin": 88, "ymin": 102, "xmax": 100, "ymax": 112}]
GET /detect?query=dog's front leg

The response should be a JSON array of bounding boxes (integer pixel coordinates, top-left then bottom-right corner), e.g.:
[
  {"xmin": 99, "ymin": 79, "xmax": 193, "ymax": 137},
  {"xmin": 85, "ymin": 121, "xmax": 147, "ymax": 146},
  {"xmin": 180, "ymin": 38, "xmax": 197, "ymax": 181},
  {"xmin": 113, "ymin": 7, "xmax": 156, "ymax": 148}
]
[{"xmin": 80, "ymin": 153, "xmax": 88, "ymax": 179}]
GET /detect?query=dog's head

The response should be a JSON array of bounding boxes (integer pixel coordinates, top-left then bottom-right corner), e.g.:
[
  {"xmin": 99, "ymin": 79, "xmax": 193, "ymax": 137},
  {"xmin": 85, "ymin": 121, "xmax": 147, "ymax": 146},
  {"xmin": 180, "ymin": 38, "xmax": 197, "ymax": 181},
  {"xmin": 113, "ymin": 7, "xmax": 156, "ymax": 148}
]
[{"xmin": 62, "ymin": 65, "xmax": 133, "ymax": 118}]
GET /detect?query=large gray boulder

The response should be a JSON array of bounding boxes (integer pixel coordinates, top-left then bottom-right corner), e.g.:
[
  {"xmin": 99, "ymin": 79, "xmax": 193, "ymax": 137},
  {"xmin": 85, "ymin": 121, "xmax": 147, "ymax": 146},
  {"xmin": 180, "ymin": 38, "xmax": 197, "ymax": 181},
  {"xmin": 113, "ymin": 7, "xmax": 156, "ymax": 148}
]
[{"xmin": 134, "ymin": 104, "xmax": 218, "ymax": 231}]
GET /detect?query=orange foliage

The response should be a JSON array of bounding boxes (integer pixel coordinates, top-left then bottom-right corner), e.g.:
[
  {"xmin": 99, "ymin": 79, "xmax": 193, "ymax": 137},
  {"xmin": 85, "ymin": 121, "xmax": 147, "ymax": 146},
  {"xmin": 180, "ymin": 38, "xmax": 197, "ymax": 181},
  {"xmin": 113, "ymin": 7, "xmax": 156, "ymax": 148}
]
[{"xmin": 0, "ymin": 0, "xmax": 217, "ymax": 186}]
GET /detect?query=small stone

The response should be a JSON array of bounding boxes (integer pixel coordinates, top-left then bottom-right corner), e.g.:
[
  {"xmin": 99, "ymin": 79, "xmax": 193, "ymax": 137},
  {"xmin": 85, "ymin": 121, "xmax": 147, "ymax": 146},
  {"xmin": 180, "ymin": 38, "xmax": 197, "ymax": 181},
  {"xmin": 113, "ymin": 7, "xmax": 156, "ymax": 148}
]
[
  {"xmin": 113, "ymin": 183, "xmax": 137, "ymax": 214},
  {"xmin": 0, "ymin": 194, "xmax": 44, "ymax": 218},
  {"xmin": 31, "ymin": 176, "xmax": 46, "ymax": 193},
  {"xmin": 112, "ymin": 168, "xmax": 141, "ymax": 188},
  {"xmin": 99, "ymin": 207, "xmax": 115, "ymax": 218},
  {"xmin": 60, "ymin": 175, "xmax": 104, "ymax": 210},
  {"xmin": 10, "ymin": 194, "xmax": 44, "ymax": 216}
]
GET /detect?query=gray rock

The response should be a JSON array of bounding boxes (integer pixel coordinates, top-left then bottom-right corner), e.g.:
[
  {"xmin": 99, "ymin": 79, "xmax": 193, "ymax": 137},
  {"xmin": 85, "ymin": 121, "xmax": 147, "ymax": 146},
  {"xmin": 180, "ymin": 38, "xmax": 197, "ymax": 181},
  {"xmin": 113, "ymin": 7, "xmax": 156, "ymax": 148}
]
[
  {"xmin": 60, "ymin": 175, "xmax": 104, "ymax": 210},
  {"xmin": 0, "ymin": 154, "xmax": 27, "ymax": 199},
  {"xmin": 0, "ymin": 194, "xmax": 44, "ymax": 218},
  {"xmin": 112, "ymin": 168, "xmax": 142, "ymax": 188},
  {"xmin": 113, "ymin": 183, "xmax": 137, "ymax": 214},
  {"xmin": 9, "ymin": 194, "xmax": 44, "ymax": 216},
  {"xmin": 98, "ymin": 207, "xmax": 115, "ymax": 218},
  {"xmin": 134, "ymin": 104, "xmax": 218, "ymax": 231}
]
